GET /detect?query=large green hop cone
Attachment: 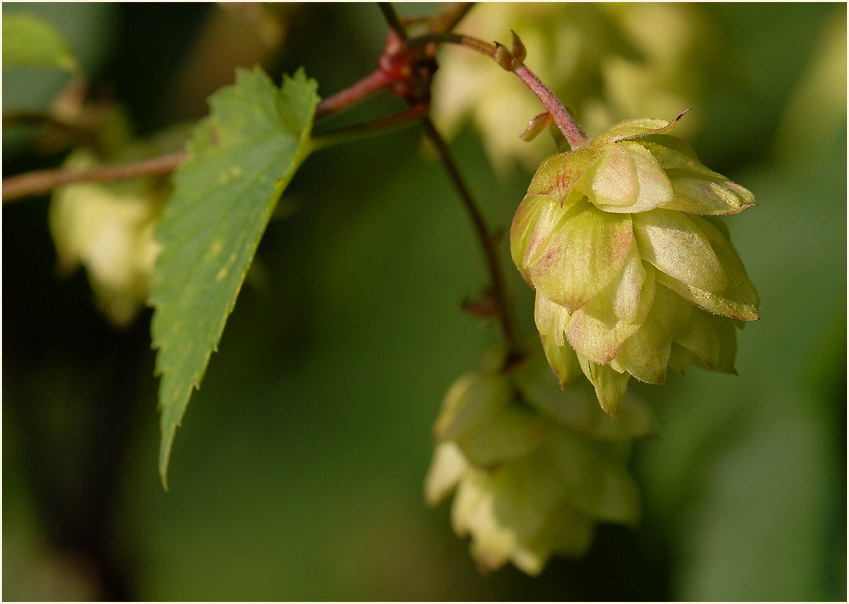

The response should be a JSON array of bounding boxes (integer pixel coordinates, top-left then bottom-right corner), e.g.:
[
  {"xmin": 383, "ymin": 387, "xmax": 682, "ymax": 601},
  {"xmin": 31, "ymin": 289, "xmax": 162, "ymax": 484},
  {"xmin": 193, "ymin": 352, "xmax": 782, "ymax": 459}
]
[
  {"xmin": 425, "ymin": 343, "xmax": 656, "ymax": 575},
  {"xmin": 510, "ymin": 112, "xmax": 760, "ymax": 418}
]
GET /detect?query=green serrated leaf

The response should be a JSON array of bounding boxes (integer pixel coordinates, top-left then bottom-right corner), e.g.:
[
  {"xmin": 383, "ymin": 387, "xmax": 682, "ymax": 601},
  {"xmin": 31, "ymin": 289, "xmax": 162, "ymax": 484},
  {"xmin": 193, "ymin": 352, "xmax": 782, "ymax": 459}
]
[
  {"xmin": 151, "ymin": 66, "xmax": 319, "ymax": 488},
  {"xmin": 2, "ymin": 13, "xmax": 79, "ymax": 71}
]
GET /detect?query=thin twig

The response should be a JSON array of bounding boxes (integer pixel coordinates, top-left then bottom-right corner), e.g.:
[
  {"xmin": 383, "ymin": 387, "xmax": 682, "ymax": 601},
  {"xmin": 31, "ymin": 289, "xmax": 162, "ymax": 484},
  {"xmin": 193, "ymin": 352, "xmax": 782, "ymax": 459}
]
[
  {"xmin": 405, "ymin": 31, "xmax": 589, "ymax": 149},
  {"xmin": 405, "ymin": 32, "xmax": 495, "ymax": 57},
  {"xmin": 2, "ymin": 150, "xmax": 188, "ymax": 203},
  {"xmin": 378, "ymin": 2, "xmax": 408, "ymax": 40},
  {"xmin": 311, "ymin": 103, "xmax": 428, "ymax": 150},
  {"xmin": 419, "ymin": 116, "xmax": 521, "ymax": 355},
  {"xmin": 314, "ymin": 69, "xmax": 392, "ymax": 121},
  {"xmin": 513, "ymin": 65, "xmax": 588, "ymax": 149},
  {"xmin": 378, "ymin": 2, "xmax": 522, "ymax": 355}
]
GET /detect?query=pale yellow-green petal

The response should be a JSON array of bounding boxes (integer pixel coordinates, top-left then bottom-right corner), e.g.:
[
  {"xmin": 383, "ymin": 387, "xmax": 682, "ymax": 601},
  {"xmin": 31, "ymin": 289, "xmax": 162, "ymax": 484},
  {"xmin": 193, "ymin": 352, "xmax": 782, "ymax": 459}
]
[
  {"xmin": 452, "ymin": 401, "xmax": 549, "ymax": 467},
  {"xmin": 458, "ymin": 451, "xmax": 567, "ymax": 572},
  {"xmin": 512, "ymin": 350, "xmax": 657, "ymax": 440},
  {"xmin": 615, "ymin": 285, "xmax": 691, "ymax": 384},
  {"xmin": 424, "ymin": 442, "xmax": 468, "ymax": 507},
  {"xmin": 594, "ymin": 142, "xmax": 673, "ymax": 213},
  {"xmin": 667, "ymin": 343, "xmax": 697, "ymax": 374},
  {"xmin": 433, "ymin": 373, "xmax": 511, "ymax": 441},
  {"xmin": 433, "ymin": 368, "xmax": 550, "ymax": 468},
  {"xmin": 539, "ymin": 333, "xmax": 578, "ymax": 388},
  {"xmin": 633, "ymin": 209, "xmax": 727, "ymax": 292},
  {"xmin": 526, "ymin": 146, "xmax": 605, "ymax": 200},
  {"xmin": 534, "ymin": 291, "xmax": 570, "ymax": 346},
  {"xmin": 546, "ymin": 427, "xmax": 641, "ymax": 524},
  {"xmin": 452, "ymin": 470, "xmax": 515, "ymax": 572},
  {"xmin": 579, "ymin": 144, "xmax": 639, "ymax": 208},
  {"xmin": 578, "ymin": 356, "xmax": 631, "ymax": 418},
  {"xmin": 489, "ymin": 451, "xmax": 568, "ymax": 543},
  {"xmin": 590, "ymin": 110, "xmax": 688, "ymax": 145},
  {"xmin": 529, "ymin": 203, "xmax": 634, "ymax": 313},
  {"xmin": 663, "ymin": 177, "xmax": 756, "ymax": 215},
  {"xmin": 673, "ymin": 304, "xmax": 721, "ymax": 369},
  {"xmin": 616, "ymin": 314, "xmax": 672, "ymax": 384},
  {"xmin": 639, "ymin": 134, "xmax": 725, "ymax": 180},
  {"xmin": 655, "ymin": 215, "xmax": 760, "ymax": 320},
  {"xmin": 565, "ymin": 249, "xmax": 655, "ymax": 364},
  {"xmin": 509, "ymin": 504, "xmax": 594, "ymax": 575},
  {"xmin": 510, "ymin": 193, "xmax": 551, "ymax": 282},
  {"xmin": 610, "ymin": 257, "xmax": 655, "ymax": 324},
  {"xmin": 521, "ymin": 196, "xmax": 579, "ymax": 274}
]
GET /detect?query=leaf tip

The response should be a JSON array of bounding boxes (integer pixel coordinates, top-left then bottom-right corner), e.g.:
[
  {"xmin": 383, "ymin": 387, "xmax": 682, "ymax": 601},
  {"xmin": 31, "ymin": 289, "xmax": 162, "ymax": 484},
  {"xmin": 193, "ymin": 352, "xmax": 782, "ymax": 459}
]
[{"xmin": 159, "ymin": 450, "xmax": 171, "ymax": 492}]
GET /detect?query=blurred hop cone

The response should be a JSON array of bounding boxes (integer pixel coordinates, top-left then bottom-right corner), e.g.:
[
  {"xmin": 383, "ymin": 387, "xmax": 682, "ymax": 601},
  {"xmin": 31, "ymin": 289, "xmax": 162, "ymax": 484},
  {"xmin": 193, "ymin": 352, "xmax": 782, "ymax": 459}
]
[
  {"xmin": 425, "ymin": 342, "xmax": 656, "ymax": 575},
  {"xmin": 431, "ymin": 3, "xmax": 721, "ymax": 172},
  {"xmin": 510, "ymin": 112, "xmax": 760, "ymax": 418},
  {"xmin": 49, "ymin": 149, "xmax": 164, "ymax": 326}
]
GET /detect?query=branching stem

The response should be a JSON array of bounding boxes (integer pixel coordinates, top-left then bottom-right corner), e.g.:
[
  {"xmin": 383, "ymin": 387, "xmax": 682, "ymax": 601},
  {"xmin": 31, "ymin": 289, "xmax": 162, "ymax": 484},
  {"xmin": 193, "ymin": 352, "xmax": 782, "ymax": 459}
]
[
  {"xmin": 378, "ymin": 2, "xmax": 408, "ymax": 40},
  {"xmin": 404, "ymin": 31, "xmax": 590, "ymax": 149},
  {"xmin": 377, "ymin": 2, "xmax": 522, "ymax": 356}
]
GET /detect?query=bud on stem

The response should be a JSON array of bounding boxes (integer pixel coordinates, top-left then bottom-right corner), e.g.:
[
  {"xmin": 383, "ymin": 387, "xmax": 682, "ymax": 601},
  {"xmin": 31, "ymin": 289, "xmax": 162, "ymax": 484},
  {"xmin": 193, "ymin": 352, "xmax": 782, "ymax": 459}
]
[{"xmin": 513, "ymin": 64, "xmax": 589, "ymax": 150}]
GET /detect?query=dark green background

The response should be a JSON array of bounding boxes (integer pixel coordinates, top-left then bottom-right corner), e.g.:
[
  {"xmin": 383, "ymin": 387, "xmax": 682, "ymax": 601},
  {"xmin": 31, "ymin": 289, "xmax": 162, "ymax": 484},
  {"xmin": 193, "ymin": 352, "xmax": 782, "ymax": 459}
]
[{"xmin": 3, "ymin": 3, "xmax": 846, "ymax": 601}]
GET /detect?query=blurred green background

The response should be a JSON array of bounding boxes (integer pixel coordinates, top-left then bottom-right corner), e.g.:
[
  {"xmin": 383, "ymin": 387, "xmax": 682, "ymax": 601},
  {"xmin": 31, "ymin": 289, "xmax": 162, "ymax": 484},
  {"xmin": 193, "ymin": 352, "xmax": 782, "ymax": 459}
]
[{"xmin": 3, "ymin": 3, "xmax": 846, "ymax": 601}]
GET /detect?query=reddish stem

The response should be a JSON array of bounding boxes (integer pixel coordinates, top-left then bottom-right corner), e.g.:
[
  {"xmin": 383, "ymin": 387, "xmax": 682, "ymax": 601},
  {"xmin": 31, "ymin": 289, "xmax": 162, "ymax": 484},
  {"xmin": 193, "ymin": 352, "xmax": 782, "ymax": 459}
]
[
  {"xmin": 314, "ymin": 69, "xmax": 392, "ymax": 120},
  {"xmin": 419, "ymin": 116, "xmax": 522, "ymax": 355},
  {"xmin": 513, "ymin": 65, "xmax": 588, "ymax": 149},
  {"xmin": 2, "ymin": 150, "xmax": 189, "ymax": 203},
  {"xmin": 405, "ymin": 32, "xmax": 590, "ymax": 149}
]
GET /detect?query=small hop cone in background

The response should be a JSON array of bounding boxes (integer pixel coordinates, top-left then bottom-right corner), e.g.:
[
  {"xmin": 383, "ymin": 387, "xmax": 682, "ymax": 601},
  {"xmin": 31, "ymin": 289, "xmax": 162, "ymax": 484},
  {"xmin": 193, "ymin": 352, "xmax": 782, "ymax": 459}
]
[
  {"xmin": 425, "ymin": 343, "xmax": 656, "ymax": 575},
  {"xmin": 48, "ymin": 125, "xmax": 190, "ymax": 326},
  {"xmin": 511, "ymin": 112, "xmax": 760, "ymax": 418},
  {"xmin": 431, "ymin": 3, "xmax": 723, "ymax": 172},
  {"xmin": 50, "ymin": 149, "xmax": 164, "ymax": 326}
]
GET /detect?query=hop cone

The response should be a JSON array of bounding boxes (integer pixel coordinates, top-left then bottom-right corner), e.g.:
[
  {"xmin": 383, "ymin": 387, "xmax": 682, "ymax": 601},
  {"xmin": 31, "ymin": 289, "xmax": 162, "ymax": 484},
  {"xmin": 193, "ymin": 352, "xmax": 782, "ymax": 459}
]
[
  {"xmin": 425, "ymin": 343, "xmax": 655, "ymax": 575},
  {"xmin": 510, "ymin": 113, "xmax": 760, "ymax": 418},
  {"xmin": 50, "ymin": 149, "xmax": 164, "ymax": 325}
]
